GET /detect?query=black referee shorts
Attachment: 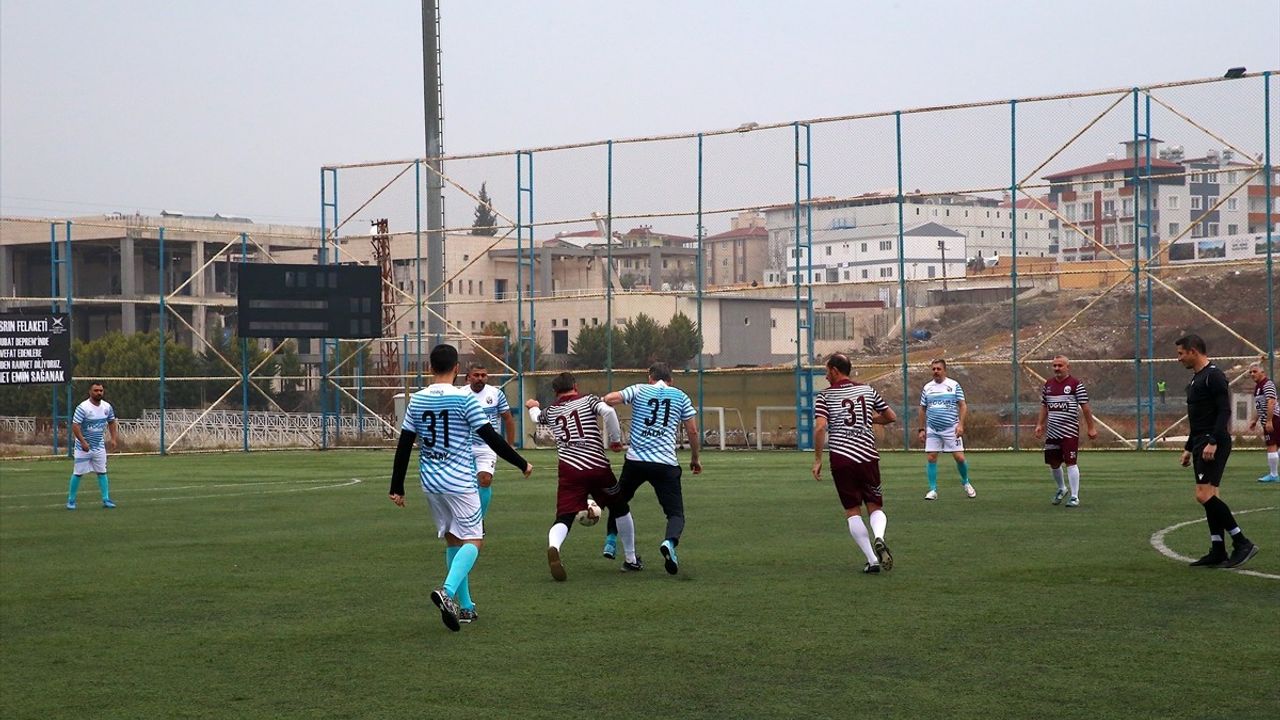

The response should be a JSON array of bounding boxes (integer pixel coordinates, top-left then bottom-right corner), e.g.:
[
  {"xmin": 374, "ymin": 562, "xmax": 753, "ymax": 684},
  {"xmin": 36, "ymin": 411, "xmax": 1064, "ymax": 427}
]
[
  {"xmin": 1190, "ymin": 437, "xmax": 1232, "ymax": 487},
  {"xmin": 618, "ymin": 459, "xmax": 684, "ymax": 519}
]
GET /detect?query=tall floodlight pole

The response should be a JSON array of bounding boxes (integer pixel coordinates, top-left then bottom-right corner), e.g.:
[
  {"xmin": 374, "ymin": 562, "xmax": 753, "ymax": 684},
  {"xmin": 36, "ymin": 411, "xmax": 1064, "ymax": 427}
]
[{"xmin": 423, "ymin": 0, "xmax": 446, "ymax": 337}]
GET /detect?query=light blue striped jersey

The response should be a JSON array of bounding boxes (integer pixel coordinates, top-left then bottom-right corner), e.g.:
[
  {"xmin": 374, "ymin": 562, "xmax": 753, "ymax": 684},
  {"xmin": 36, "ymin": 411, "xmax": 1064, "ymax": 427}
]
[
  {"xmin": 401, "ymin": 383, "xmax": 490, "ymax": 494},
  {"xmin": 619, "ymin": 381, "xmax": 696, "ymax": 466},
  {"xmin": 920, "ymin": 378, "xmax": 965, "ymax": 431},
  {"xmin": 469, "ymin": 383, "xmax": 511, "ymax": 446},
  {"xmin": 72, "ymin": 399, "xmax": 115, "ymax": 452}
]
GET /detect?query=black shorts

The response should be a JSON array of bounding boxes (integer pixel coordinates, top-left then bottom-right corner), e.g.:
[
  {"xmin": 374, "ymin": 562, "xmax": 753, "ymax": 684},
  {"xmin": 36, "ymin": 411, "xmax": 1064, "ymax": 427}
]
[{"xmin": 1191, "ymin": 437, "xmax": 1232, "ymax": 487}]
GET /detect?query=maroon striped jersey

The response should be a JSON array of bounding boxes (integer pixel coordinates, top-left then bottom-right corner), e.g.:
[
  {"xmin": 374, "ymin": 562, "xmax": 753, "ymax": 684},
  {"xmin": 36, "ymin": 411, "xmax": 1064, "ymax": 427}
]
[
  {"xmin": 537, "ymin": 392, "xmax": 612, "ymax": 471},
  {"xmin": 1255, "ymin": 378, "xmax": 1278, "ymax": 420},
  {"xmin": 815, "ymin": 379, "xmax": 889, "ymax": 464},
  {"xmin": 1041, "ymin": 375, "xmax": 1090, "ymax": 440}
]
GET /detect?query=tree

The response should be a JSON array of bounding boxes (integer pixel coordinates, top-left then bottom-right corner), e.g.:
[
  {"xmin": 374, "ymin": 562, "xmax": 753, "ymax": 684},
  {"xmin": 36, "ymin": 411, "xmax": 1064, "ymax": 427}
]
[
  {"xmin": 662, "ymin": 312, "xmax": 703, "ymax": 368},
  {"xmin": 473, "ymin": 321, "xmax": 511, "ymax": 365},
  {"xmin": 619, "ymin": 313, "xmax": 663, "ymax": 368},
  {"xmin": 569, "ymin": 324, "xmax": 610, "ymax": 370},
  {"xmin": 471, "ymin": 182, "xmax": 498, "ymax": 236}
]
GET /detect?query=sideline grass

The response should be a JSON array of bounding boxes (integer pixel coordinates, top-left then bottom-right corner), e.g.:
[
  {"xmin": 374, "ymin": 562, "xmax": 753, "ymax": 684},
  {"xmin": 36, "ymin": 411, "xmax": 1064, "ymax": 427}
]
[{"xmin": 2, "ymin": 450, "xmax": 1277, "ymax": 719}]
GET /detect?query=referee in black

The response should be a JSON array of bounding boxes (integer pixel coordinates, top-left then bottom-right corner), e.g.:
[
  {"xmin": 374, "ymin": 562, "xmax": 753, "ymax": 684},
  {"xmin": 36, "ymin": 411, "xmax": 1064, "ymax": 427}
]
[{"xmin": 1176, "ymin": 334, "xmax": 1258, "ymax": 568}]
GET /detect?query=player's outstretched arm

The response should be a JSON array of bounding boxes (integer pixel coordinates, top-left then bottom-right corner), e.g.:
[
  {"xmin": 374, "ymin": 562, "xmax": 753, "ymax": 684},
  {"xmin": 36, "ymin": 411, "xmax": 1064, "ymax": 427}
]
[
  {"xmin": 388, "ymin": 429, "xmax": 417, "ymax": 506},
  {"xmin": 602, "ymin": 390, "xmax": 625, "ymax": 406},
  {"xmin": 873, "ymin": 406, "xmax": 897, "ymax": 425},
  {"xmin": 596, "ymin": 402, "xmax": 623, "ymax": 448},
  {"xmin": 477, "ymin": 424, "xmax": 532, "ymax": 476}
]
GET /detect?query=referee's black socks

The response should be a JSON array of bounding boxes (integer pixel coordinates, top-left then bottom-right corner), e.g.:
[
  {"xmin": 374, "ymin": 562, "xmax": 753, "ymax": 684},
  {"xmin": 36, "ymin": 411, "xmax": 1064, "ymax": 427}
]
[{"xmin": 1203, "ymin": 496, "xmax": 1249, "ymax": 547}]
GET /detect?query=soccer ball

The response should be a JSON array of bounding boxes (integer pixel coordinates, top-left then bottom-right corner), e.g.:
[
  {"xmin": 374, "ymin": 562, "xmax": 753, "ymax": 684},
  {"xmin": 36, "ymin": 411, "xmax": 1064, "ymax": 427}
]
[{"xmin": 576, "ymin": 499, "xmax": 602, "ymax": 527}]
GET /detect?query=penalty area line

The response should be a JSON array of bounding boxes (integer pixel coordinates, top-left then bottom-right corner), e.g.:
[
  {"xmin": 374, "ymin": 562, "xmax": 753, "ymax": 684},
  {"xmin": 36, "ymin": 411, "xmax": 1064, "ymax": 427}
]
[
  {"xmin": 1, "ymin": 478, "xmax": 364, "ymax": 511},
  {"xmin": 1150, "ymin": 506, "xmax": 1279, "ymax": 580}
]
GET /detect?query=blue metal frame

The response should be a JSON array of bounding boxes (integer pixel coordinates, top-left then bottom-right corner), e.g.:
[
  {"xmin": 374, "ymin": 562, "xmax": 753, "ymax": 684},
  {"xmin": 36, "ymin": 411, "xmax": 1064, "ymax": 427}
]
[
  {"xmin": 1131, "ymin": 89, "xmax": 1157, "ymax": 449},
  {"xmin": 895, "ymin": 112, "xmax": 910, "ymax": 448},
  {"xmin": 240, "ymin": 231, "xmax": 250, "ymax": 452},
  {"xmin": 606, "ymin": 140, "xmax": 614, "ymax": 388},
  {"xmin": 1010, "ymin": 100, "xmax": 1021, "ymax": 449},
  {"xmin": 696, "ymin": 133, "xmax": 705, "ymax": 424},
  {"xmin": 158, "ymin": 227, "xmax": 167, "ymax": 454},
  {"xmin": 1265, "ymin": 72, "xmax": 1275, "ymax": 380},
  {"xmin": 320, "ymin": 167, "xmax": 339, "ymax": 449},
  {"xmin": 792, "ymin": 122, "xmax": 815, "ymax": 450},
  {"xmin": 414, "ymin": 160, "xmax": 424, "ymax": 388},
  {"xmin": 515, "ymin": 150, "xmax": 535, "ymax": 448},
  {"xmin": 49, "ymin": 221, "xmax": 73, "ymax": 455}
]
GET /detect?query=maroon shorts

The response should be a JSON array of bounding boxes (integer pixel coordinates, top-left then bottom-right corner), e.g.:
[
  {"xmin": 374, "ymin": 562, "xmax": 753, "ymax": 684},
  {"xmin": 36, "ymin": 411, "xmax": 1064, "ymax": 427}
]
[
  {"xmin": 1044, "ymin": 436, "xmax": 1080, "ymax": 466},
  {"xmin": 556, "ymin": 463, "xmax": 621, "ymax": 516},
  {"xmin": 1263, "ymin": 419, "xmax": 1280, "ymax": 447},
  {"xmin": 831, "ymin": 460, "xmax": 882, "ymax": 509}
]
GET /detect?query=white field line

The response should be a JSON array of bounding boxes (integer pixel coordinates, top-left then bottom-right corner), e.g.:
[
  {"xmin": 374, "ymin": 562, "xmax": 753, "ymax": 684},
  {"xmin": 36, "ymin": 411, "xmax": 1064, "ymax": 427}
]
[
  {"xmin": 1, "ymin": 478, "xmax": 363, "ymax": 511},
  {"xmin": 1150, "ymin": 506, "xmax": 1279, "ymax": 580}
]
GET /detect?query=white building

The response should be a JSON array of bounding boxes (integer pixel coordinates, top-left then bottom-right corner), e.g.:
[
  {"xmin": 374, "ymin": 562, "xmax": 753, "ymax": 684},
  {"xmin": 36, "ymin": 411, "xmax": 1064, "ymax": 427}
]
[
  {"xmin": 765, "ymin": 221, "xmax": 966, "ymax": 286},
  {"xmin": 1046, "ymin": 140, "xmax": 1280, "ymax": 262},
  {"xmin": 763, "ymin": 193, "xmax": 1054, "ymax": 284}
]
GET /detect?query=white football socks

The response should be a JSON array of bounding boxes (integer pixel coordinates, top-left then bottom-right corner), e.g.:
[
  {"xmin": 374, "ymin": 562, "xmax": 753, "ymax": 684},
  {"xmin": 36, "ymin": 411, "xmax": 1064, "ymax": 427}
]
[
  {"xmin": 1051, "ymin": 466, "xmax": 1065, "ymax": 490},
  {"xmin": 1268, "ymin": 451, "xmax": 1278, "ymax": 477},
  {"xmin": 1067, "ymin": 465, "xmax": 1080, "ymax": 497},
  {"xmin": 615, "ymin": 512, "xmax": 637, "ymax": 563},
  {"xmin": 869, "ymin": 509, "xmax": 887, "ymax": 541},
  {"xmin": 548, "ymin": 522, "xmax": 569, "ymax": 551},
  {"xmin": 847, "ymin": 515, "xmax": 878, "ymax": 564}
]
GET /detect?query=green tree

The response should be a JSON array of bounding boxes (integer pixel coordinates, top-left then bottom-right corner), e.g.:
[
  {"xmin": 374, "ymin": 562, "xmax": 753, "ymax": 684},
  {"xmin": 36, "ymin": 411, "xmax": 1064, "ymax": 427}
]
[
  {"xmin": 199, "ymin": 331, "xmax": 284, "ymax": 411},
  {"xmin": 569, "ymin": 324, "xmax": 611, "ymax": 370},
  {"xmin": 471, "ymin": 182, "xmax": 498, "ymax": 236},
  {"xmin": 473, "ymin": 321, "xmax": 511, "ymax": 366},
  {"xmin": 662, "ymin": 312, "xmax": 703, "ymax": 369},
  {"xmin": 619, "ymin": 313, "xmax": 663, "ymax": 369}
]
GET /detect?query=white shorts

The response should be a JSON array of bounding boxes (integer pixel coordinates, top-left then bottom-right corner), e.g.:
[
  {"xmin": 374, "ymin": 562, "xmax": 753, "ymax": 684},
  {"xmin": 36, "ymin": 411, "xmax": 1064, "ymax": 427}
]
[
  {"xmin": 73, "ymin": 449, "xmax": 108, "ymax": 475},
  {"xmin": 425, "ymin": 491, "xmax": 484, "ymax": 540},
  {"xmin": 472, "ymin": 446, "xmax": 497, "ymax": 477},
  {"xmin": 925, "ymin": 427, "xmax": 964, "ymax": 453}
]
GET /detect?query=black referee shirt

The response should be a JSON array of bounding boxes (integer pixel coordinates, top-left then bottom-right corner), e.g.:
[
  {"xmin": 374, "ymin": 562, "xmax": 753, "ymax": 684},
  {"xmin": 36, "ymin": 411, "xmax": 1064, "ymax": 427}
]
[{"xmin": 1185, "ymin": 362, "xmax": 1232, "ymax": 450}]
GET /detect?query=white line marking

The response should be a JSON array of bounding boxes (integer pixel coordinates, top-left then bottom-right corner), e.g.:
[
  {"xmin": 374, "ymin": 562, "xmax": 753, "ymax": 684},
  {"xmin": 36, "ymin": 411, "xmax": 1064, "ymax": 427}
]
[
  {"xmin": 1150, "ymin": 506, "xmax": 1278, "ymax": 580},
  {"xmin": 2, "ymin": 479, "xmax": 340, "ymax": 499},
  {"xmin": 1, "ymin": 478, "xmax": 364, "ymax": 511}
]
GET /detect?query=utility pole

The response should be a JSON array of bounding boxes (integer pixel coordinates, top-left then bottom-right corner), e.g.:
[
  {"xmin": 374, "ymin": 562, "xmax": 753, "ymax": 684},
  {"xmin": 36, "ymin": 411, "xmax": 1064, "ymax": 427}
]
[{"xmin": 423, "ymin": 0, "xmax": 445, "ymax": 337}]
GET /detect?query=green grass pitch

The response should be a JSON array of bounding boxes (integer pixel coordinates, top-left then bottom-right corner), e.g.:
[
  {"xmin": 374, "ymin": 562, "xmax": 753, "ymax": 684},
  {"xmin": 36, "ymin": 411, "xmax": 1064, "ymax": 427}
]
[{"xmin": 2, "ymin": 449, "xmax": 1278, "ymax": 719}]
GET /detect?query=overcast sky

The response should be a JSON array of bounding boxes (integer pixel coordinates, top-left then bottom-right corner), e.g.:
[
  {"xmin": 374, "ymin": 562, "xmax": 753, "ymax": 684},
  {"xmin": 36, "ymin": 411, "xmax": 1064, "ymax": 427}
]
[{"xmin": 2, "ymin": 0, "xmax": 1278, "ymax": 233}]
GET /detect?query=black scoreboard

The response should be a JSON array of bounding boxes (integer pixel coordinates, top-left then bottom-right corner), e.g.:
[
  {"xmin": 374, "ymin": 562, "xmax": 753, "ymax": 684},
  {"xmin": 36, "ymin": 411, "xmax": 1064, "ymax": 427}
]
[{"xmin": 237, "ymin": 263, "xmax": 382, "ymax": 339}]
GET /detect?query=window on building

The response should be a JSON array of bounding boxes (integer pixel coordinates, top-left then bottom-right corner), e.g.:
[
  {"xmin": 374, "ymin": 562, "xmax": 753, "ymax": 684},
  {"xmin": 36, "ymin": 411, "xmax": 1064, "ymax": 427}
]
[
  {"xmin": 448, "ymin": 280, "xmax": 453, "ymax": 293},
  {"xmin": 592, "ymin": 318, "xmax": 599, "ymax": 326},
  {"xmin": 1104, "ymin": 172, "xmax": 1115, "ymax": 189},
  {"xmin": 1207, "ymin": 222, "xmax": 1218, "ymax": 236},
  {"xmin": 1103, "ymin": 226, "xmax": 1117, "ymax": 244},
  {"xmin": 860, "ymin": 243, "xmax": 868, "ymax": 252},
  {"xmin": 1226, "ymin": 171, "xmax": 1237, "ymax": 185},
  {"xmin": 879, "ymin": 267, "xmax": 893, "ymax": 278},
  {"xmin": 1227, "ymin": 224, "xmax": 1238, "ymax": 235},
  {"xmin": 1190, "ymin": 172, "xmax": 1202, "ymax": 183},
  {"xmin": 1103, "ymin": 200, "xmax": 1116, "ymax": 217},
  {"xmin": 468, "ymin": 279, "xmax": 474, "ymax": 294},
  {"xmin": 580, "ymin": 318, "xmax": 586, "ymax": 326},
  {"xmin": 1167, "ymin": 196, "xmax": 1180, "ymax": 210},
  {"xmin": 1191, "ymin": 224, "xmax": 1203, "ymax": 238},
  {"xmin": 879, "ymin": 240, "xmax": 892, "ymax": 251},
  {"xmin": 1226, "ymin": 197, "xmax": 1238, "ymax": 211},
  {"xmin": 1122, "ymin": 198, "xmax": 1134, "ymax": 216},
  {"xmin": 1081, "ymin": 201, "xmax": 1094, "ymax": 219},
  {"xmin": 1207, "ymin": 195, "xmax": 1218, "ymax": 209},
  {"xmin": 825, "ymin": 246, "xmax": 832, "ymax": 256},
  {"xmin": 843, "ymin": 270, "xmax": 850, "ymax": 280},
  {"xmin": 861, "ymin": 269, "xmax": 869, "ymax": 279},
  {"xmin": 1123, "ymin": 226, "xmax": 1134, "ymax": 244},
  {"xmin": 927, "ymin": 266, "xmax": 936, "ymax": 278},
  {"xmin": 1190, "ymin": 196, "xmax": 1202, "ymax": 211}
]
